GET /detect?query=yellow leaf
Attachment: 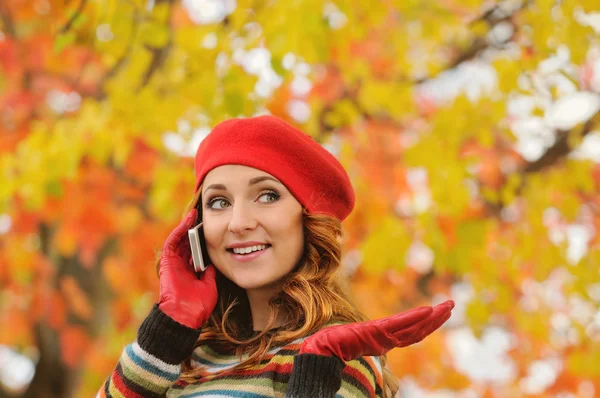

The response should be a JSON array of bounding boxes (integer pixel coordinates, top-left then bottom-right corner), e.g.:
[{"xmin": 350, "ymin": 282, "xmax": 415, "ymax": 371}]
[{"xmin": 361, "ymin": 216, "xmax": 411, "ymax": 274}]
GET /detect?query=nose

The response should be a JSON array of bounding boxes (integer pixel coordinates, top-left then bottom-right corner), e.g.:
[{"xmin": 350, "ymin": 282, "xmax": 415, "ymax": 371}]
[{"xmin": 227, "ymin": 202, "xmax": 258, "ymax": 234}]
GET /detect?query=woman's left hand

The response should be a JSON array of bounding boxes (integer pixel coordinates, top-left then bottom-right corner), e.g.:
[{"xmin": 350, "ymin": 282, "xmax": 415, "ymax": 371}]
[{"xmin": 299, "ymin": 300, "xmax": 454, "ymax": 361}]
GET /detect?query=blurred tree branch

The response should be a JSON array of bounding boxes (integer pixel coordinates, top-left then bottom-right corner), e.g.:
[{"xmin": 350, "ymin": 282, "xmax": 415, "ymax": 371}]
[
  {"xmin": 59, "ymin": 0, "xmax": 88, "ymax": 34},
  {"xmin": 524, "ymin": 113, "xmax": 600, "ymax": 174},
  {"xmin": 137, "ymin": 0, "xmax": 175, "ymax": 91},
  {"xmin": 99, "ymin": 8, "xmax": 141, "ymax": 97},
  {"xmin": 413, "ymin": 0, "xmax": 533, "ymax": 84},
  {"xmin": 0, "ymin": 1, "xmax": 16, "ymax": 37},
  {"xmin": 484, "ymin": 111, "xmax": 600, "ymax": 216},
  {"xmin": 316, "ymin": 1, "xmax": 536, "ymax": 139}
]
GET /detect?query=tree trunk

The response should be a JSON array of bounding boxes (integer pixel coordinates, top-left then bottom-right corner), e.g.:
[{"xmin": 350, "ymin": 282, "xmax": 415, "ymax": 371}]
[
  {"xmin": 20, "ymin": 232, "xmax": 116, "ymax": 398},
  {"xmin": 21, "ymin": 324, "xmax": 79, "ymax": 398}
]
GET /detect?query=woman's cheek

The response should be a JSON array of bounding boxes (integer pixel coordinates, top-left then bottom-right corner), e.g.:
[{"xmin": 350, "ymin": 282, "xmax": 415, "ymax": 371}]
[{"xmin": 202, "ymin": 225, "xmax": 221, "ymax": 261}]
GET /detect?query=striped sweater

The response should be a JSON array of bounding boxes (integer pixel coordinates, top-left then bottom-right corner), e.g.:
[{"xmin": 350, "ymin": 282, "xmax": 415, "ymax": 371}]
[{"xmin": 99, "ymin": 305, "xmax": 384, "ymax": 397}]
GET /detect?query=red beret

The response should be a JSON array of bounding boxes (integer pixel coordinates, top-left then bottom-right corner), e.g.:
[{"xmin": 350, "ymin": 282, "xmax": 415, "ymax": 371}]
[{"xmin": 194, "ymin": 115, "xmax": 355, "ymax": 221}]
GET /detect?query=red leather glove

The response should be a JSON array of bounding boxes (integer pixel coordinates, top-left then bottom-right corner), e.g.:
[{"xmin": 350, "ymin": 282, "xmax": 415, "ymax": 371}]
[
  {"xmin": 299, "ymin": 300, "xmax": 454, "ymax": 361},
  {"xmin": 158, "ymin": 209, "xmax": 218, "ymax": 329}
]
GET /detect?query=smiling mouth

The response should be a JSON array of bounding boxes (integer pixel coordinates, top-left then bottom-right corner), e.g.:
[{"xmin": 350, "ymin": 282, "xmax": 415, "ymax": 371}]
[{"xmin": 227, "ymin": 244, "xmax": 272, "ymax": 255}]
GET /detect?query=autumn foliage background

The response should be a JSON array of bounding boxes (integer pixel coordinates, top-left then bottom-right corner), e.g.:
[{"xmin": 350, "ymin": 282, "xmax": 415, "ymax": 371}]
[{"xmin": 1, "ymin": 0, "xmax": 600, "ymax": 397}]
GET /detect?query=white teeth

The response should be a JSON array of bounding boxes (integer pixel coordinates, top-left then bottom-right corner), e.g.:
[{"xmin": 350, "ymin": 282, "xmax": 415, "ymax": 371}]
[{"xmin": 232, "ymin": 245, "xmax": 267, "ymax": 254}]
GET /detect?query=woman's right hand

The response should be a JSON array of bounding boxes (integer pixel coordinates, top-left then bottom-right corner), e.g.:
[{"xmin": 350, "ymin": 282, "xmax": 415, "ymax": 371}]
[{"xmin": 158, "ymin": 209, "xmax": 218, "ymax": 329}]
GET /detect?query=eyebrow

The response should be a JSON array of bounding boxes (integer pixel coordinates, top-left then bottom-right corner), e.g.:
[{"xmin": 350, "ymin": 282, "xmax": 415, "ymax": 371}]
[
  {"xmin": 249, "ymin": 176, "xmax": 282, "ymax": 186},
  {"xmin": 203, "ymin": 176, "xmax": 283, "ymax": 194}
]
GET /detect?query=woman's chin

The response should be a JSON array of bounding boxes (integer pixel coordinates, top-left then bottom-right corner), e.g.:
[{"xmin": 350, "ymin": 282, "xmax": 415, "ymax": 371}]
[
  {"xmin": 227, "ymin": 273, "xmax": 283, "ymax": 292},
  {"xmin": 233, "ymin": 278, "xmax": 272, "ymax": 291}
]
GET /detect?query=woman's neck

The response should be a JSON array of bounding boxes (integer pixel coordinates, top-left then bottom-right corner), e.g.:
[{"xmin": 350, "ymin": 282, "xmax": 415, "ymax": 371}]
[{"xmin": 246, "ymin": 286, "xmax": 285, "ymax": 331}]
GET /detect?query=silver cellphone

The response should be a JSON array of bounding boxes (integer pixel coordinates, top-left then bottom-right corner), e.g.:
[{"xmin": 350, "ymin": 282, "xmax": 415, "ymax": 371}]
[{"xmin": 188, "ymin": 222, "xmax": 208, "ymax": 272}]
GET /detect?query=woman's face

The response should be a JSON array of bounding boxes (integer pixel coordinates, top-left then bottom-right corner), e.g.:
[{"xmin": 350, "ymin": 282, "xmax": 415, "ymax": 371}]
[{"xmin": 200, "ymin": 165, "xmax": 304, "ymax": 293}]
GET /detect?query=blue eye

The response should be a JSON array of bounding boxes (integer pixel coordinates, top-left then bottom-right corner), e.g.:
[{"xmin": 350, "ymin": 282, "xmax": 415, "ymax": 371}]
[
  {"xmin": 258, "ymin": 191, "xmax": 280, "ymax": 203},
  {"xmin": 206, "ymin": 197, "xmax": 230, "ymax": 209}
]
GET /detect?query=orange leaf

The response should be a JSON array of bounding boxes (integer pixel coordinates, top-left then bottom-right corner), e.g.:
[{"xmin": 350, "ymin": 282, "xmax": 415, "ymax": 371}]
[
  {"xmin": 47, "ymin": 291, "xmax": 68, "ymax": 330},
  {"xmin": 60, "ymin": 326, "xmax": 90, "ymax": 368},
  {"xmin": 123, "ymin": 139, "xmax": 160, "ymax": 185},
  {"xmin": 436, "ymin": 215, "xmax": 457, "ymax": 247},
  {"xmin": 0, "ymin": 308, "xmax": 32, "ymax": 346},
  {"xmin": 103, "ymin": 256, "xmax": 130, "ymax": 293},
  {"xmin": 60, "ymin": 276, "xmax": 93, "ymax": 321},
  {"xmin": 54, "ymin": 224, "xmax": 77, "ymax": 257},
  {"xmin": 83, "ymin": 339, "xmax": 119, "ymax": 378},
  {"xmin": 112, "ymin": 299, "xmax": 133, "ymax": 331}
]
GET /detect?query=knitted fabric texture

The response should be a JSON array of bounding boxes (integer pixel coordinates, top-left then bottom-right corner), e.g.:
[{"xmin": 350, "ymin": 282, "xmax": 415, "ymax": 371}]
[
  {"xmin": 194, "ymin": 115, "xmax": 355, "ymax": 221},
  {"xmin": 99, "ymin": 306, "xmax": 384, "ymax": 397}
]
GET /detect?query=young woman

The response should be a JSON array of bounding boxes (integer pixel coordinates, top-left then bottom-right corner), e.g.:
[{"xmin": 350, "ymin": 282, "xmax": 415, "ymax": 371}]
[{"xmin": 99, "ymin": 115, "xmax": 453, "ymax": 398}]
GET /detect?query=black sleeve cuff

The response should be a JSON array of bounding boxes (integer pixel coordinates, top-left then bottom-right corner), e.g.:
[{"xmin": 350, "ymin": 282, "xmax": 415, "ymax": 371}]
[
  {"xmin": 285, "ymin": 354, "xmax": 344, "ymax": 398},
  {"xmin": 137, "ymin": 304, "xmax": 201, "ymax": 365}
]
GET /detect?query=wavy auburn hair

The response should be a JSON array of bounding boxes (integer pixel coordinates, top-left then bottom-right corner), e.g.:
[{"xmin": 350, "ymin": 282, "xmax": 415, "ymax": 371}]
[{"xmin": 160, "ymin": 187, "xmax": 398, "ymax": 397}]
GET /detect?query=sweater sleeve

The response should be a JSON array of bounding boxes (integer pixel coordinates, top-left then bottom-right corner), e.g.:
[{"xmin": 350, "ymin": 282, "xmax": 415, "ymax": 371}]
[
  {"xmin": 285, "ymin": 354, "xmax": 384, "ymax": 398},
  {"xmin": 97, "ymin": 304, "xmax": 201, "ymax": 398},
  {"xmin": 285, "ymin": 354, "xmax": 344, "ymax": 397}
]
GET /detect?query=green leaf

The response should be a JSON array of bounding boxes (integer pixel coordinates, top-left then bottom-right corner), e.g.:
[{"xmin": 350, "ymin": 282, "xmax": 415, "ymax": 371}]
[
  {"xmin": 46, "ymin": 180, "xmax": 64, "ymax": 197},
  {"xmin": 54, "ymin": 32, "xmax": 76, "ymax": 54}
]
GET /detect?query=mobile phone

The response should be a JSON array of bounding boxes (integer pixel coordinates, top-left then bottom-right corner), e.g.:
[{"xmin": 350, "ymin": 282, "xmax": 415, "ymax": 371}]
[{"xmin": 188, "ymin": 222, "xmax": 209, "ymax": 272}]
